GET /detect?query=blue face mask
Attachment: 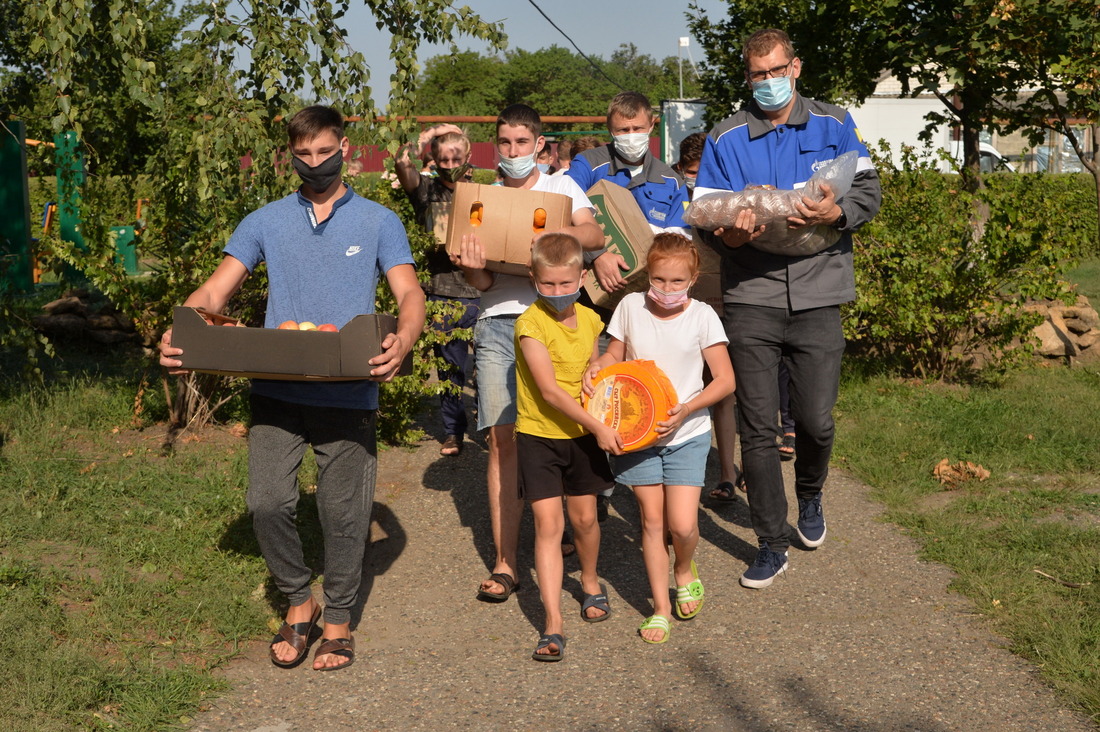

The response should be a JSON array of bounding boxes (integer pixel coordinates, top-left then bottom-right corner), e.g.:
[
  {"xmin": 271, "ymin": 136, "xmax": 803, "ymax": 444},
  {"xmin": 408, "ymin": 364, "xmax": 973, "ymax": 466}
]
[
  {"xmin": 536, "ymin": 163, "xmax": 551, "ymax": 174},
  {"xmin": 537, "ymin": 287, "xmax": 582, "ymax": 313},
  {"xmin": 752, "ymin": 75, "xmax": 794, "ymax": 112},
  {"xmin": 499, "ymin": 150, "xmax": 536, "ymax": 179}
]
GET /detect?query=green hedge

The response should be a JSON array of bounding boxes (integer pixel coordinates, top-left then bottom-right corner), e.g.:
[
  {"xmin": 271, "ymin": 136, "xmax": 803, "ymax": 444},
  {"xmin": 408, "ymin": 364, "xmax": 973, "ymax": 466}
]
[{"xmin": 846, "ymin": 150, "xmax": 1096, "ymax": 381}]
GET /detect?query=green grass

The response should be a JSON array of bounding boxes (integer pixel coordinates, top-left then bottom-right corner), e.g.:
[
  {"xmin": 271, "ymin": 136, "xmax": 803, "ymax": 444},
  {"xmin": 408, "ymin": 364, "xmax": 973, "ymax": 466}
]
[
  {"xmin": 0, "ymin": 360, "xmax": 281, "ymax": 730},
  {"xmin": 835, "ymin": 365, "xmax": 1100, "ymax": 723},
  {"xmin": 1066, "ymin": 255, "xmax": 1100, "ymax": 302}
]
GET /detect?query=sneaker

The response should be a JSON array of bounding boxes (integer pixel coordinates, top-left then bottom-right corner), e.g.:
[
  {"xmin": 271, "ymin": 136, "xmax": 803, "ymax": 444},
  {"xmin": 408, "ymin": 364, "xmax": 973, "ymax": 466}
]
[
  {"xmin": 796, "ymin": 492, "xmax": 827, "ymax": 548},
  {"xmin": 740, "ymin": 543, "xmax": 788, "ymax": 588}
]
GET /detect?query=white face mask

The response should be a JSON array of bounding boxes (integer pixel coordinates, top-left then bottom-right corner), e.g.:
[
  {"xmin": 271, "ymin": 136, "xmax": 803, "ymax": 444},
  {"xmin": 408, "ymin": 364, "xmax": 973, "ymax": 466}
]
[
  {"xmin": 614, "ymin": 132, "xmax": 650, "ymax": 163},
  {"xmin": 499, "ymin": 150, "xmax": 537, "ymax": 179}
]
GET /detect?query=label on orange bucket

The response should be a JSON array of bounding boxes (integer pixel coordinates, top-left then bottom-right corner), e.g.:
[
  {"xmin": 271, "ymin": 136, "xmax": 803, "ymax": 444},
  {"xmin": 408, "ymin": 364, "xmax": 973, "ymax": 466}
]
[{"xmin": 585, "ymin": 360, "xmax": 678, "ymax": 452}]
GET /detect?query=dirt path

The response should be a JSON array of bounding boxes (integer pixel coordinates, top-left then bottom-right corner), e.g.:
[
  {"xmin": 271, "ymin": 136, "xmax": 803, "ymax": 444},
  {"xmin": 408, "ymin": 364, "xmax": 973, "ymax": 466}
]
[{"xmin": 190, "ymin": 418, "xmax": 1093, "ymax": 731}]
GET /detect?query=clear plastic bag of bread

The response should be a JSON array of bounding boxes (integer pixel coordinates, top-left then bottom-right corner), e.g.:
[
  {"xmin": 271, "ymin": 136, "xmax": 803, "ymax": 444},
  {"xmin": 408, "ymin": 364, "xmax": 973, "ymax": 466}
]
[{"xmin": 684, "ymin": 151, "xmax": 858, "ymax": 256}]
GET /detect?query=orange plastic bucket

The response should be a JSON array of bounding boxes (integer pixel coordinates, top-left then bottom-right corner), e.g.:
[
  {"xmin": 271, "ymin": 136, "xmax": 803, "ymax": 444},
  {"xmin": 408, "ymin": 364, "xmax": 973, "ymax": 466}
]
[{"xmin": 585, "ymin": 360, "xmax": 678, "ymax": 452}]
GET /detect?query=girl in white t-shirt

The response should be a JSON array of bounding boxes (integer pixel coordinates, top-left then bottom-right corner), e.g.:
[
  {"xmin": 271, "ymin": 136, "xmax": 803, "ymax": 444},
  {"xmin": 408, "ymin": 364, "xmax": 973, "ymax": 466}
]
[{"xmin": 583, "ymin": 233, "xmax": 735, "ymax": 644}]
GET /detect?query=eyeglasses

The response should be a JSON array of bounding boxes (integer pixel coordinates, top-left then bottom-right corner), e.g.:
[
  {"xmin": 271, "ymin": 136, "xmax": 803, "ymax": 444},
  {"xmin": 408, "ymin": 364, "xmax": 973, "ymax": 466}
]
[{"xmin": 747, "ymin": 60, "xmax": 794, "ymax": 83}]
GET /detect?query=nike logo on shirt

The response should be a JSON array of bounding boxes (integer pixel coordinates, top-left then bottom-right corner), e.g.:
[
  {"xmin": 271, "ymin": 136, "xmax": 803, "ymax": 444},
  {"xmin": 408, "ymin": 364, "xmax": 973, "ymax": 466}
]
[{"xmin": 346, "ymin": 246, "xmax": 361, "ymax": 257}]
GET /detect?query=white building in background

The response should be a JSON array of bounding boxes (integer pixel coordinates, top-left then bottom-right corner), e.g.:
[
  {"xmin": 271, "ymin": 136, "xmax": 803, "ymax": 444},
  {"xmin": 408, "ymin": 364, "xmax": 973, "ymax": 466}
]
[
  {"xmin": 849, "ymin": 71, "xmax": 1093, "ymax": 174},
  {"xmin": 660, "ymin": 72, "xmax": 1093, "ymax": 174}
]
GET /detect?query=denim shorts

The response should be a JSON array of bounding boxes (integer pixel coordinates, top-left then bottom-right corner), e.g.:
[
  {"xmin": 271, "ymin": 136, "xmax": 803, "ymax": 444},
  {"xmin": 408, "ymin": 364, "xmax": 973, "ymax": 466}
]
[
  {"xmin": 473, "ymin": 315, "xmax": 519, "ymax": 430},
  {"xmin": 612, "ymin": 431, "xmax": 711, "ymax": 487}
]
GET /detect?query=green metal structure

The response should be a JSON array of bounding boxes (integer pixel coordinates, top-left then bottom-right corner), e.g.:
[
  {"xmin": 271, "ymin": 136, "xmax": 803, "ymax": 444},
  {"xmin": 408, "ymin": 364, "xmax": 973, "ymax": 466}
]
[
  {"xmin": 55, "ymin": 130, "xmax": 139, "ymax": 275},
  {"xmin": 0, "ymin": 120, "xmax": 34, "ymax": 292}
]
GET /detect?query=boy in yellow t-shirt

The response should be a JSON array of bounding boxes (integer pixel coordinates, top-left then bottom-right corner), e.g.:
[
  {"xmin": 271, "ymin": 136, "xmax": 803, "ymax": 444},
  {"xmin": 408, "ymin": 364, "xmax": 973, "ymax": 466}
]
[{"xmin": 514, "ymin": 233, "xmax": 624, "ymax": 662}]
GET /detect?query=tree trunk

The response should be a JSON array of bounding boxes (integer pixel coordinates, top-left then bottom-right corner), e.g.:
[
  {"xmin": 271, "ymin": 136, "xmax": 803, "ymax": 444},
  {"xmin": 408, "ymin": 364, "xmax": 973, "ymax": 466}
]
[
  {"xmin": 953, "ymin": 85, "xmax": 991, "ymax": 249},
  {"xmin": 1091, "ymin": 123, "xmax": 1100, "ymax": 254},
  {"xmin": 1093, "ymin": 165, "xmax": 1100, "ymax": 255}
]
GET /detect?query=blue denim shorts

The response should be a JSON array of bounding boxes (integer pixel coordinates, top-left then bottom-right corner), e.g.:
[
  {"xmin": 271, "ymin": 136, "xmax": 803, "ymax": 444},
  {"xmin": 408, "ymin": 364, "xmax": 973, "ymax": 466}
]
[
  {"xmin": 473, "ymin": 315, "xmax": 518, "ymax": 430},
  {"xmin": 612, "ymin": 431, "xmax": 711, "ymax": 487}
]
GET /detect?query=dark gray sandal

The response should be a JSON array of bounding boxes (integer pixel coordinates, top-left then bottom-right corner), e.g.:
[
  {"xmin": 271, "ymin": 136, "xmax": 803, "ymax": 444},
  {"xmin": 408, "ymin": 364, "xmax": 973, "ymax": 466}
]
[
  {"xmin": 581, "ymin": 590, "xmax": 611, "ymax": 623},
  {"xmin": 532, "ymin": 633, "xmax": 565, "ymax": 662}
]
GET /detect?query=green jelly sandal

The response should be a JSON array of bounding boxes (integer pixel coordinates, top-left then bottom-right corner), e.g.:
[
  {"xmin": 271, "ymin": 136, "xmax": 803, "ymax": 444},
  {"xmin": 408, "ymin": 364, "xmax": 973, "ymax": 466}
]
[
  {"xmin": 674, "ymin": 559, "xmax": 705, "ymax": 620},
  {"xmin": 638, "ymin": 614, "xmax": 671, "ymax": 644}
]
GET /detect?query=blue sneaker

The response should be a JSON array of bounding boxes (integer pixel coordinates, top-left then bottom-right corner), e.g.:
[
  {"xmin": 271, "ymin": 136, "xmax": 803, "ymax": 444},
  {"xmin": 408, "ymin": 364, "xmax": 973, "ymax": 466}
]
[
  {"xmin": 740, "ymin": 542, "xmax": 788, "ymax": 588},
  {"xmin": 796, "ymin": 492, "xmax": 827, "ymax": 548}
]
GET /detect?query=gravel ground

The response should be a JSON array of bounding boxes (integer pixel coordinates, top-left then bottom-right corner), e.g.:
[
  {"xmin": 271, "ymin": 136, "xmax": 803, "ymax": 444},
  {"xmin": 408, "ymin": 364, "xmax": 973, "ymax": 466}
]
[{"xmin": 189, "ymin": 402, "xmax": 1094, "ymax": 731}]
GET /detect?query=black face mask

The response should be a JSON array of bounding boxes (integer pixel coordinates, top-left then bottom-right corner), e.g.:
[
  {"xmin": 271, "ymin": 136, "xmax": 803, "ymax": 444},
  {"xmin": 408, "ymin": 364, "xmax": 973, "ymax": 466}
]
[{"xmin": 292, "ymin": 149, "xmax": 343, "ymax": 193}]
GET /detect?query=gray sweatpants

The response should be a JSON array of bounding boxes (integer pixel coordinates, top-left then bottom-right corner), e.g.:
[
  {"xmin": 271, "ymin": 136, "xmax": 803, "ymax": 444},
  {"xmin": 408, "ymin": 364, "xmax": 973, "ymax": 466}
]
[{"xmin": 247, "ymin": 394, "xmax": 377, "ymax": 626}]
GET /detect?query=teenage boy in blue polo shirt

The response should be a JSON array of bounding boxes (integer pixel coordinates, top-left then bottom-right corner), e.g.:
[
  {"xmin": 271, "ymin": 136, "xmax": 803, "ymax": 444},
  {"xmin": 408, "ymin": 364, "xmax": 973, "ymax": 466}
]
[
  {"xmin": 694, "ymin": 28, "xmax": 880, "ymax": 589},
  {"xmin": 159, "ymin": 105, "xmax": 425, "ymax": 671}
]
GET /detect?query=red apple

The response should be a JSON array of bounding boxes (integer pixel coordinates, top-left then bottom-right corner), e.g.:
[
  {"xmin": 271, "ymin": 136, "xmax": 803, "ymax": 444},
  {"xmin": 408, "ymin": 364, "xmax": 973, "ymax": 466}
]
[
  {"xmin": 318, "ymin": 323, "xmax": 338, "ymax": 332},
  {"xmin": 277, "ymin": 320, "xmax": 299, "ymax": 330}
]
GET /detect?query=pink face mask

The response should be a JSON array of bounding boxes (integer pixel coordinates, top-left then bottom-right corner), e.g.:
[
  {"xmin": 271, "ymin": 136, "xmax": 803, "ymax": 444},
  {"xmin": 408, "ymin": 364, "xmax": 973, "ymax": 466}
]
[{"xmin": 647, "ymin": 284, "xmax": 690, "ymax": 308}]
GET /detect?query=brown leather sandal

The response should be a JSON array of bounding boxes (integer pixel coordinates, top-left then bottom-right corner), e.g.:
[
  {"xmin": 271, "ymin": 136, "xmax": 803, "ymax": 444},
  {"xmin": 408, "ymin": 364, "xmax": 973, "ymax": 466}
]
[
  {"xmin": 477, "ymin": 572, "xmax": 519, "ymax": 602},
  {"xmin": 440, "ymin": 434, "xmax": 462, "ymax": 456},
  {"xmin": 269, "ymin": 603, "xmax": 321, "ymax": 668},
  {"xmin": 314, "ymin": 636, "xmax": 355, "ymax": 672}
]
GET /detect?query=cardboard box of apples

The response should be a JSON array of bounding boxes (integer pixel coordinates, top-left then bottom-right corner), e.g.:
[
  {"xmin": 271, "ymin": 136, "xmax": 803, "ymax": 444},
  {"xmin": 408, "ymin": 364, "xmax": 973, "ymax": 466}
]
[{"xmin": 171, "ymin": 307, "xmax": 412, "ymax": 380}]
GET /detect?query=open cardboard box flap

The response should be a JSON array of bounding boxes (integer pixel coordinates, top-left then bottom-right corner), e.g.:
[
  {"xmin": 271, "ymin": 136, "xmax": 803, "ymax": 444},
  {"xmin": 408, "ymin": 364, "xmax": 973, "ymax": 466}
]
[
  {"xmin": 582, "ymin": 180, "xmax": 656, "ymax": 308},
  {"xmin": 171, "ymin": 307, "xmax": 412, "ymax": 380}
]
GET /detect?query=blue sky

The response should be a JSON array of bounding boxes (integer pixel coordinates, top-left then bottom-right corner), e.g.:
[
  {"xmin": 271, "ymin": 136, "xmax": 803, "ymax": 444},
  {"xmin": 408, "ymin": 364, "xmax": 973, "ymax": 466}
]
[{"xmin": 340, "ymin": 0, "xmax": 729, "ymax": 106}]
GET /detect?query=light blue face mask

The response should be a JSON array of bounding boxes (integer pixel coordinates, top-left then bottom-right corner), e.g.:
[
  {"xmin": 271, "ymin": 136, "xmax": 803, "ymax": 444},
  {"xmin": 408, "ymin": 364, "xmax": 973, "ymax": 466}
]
[
  {"xmin": 752, "ymin": 75, "xmax": 794, "ymax": 111},
  {"xmin": 499, "ymin": 150, "xmax": 536, "ymax": 179},
  {"xmin": 537, "ymin": 287, "xmax": 582, "ymax": 313},
  {"xmin": 536, "ymin": 163, "xmax": 551, "ymax": 174}
]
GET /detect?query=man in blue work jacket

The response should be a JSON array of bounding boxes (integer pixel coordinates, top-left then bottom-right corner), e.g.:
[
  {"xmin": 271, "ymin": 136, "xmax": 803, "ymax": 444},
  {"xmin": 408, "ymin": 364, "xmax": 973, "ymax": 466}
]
[
  {"xmin": 568, "ymin": 90, "xmax": 691, "ymax": 291},
  {"xmin": 695, "ymin": 28, "xmax": 881, "ymax": 589}
]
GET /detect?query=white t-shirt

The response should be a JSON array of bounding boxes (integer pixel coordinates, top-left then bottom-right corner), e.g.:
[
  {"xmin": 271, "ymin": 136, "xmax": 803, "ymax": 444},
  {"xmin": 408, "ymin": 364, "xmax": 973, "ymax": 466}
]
[
  {"xmin": 606, "ymin": 292, "xmax": 729, "ymax": 445},
  {"xmin": 477, "ymin": 172, "xmax": 595, "ymax": 319}
]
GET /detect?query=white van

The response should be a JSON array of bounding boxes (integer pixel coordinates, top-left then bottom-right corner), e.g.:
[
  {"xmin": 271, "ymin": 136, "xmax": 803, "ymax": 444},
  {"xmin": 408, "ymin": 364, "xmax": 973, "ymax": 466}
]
[{"xmin": 945, "ymin": 141, "xmax": 1016, "ymax": 173}]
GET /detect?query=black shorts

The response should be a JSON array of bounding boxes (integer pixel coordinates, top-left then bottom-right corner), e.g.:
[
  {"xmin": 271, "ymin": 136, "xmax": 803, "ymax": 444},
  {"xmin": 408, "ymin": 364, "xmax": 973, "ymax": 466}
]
[{"xmin": 516, "ymin": 432, "xmax": 614, "ymax": 502}]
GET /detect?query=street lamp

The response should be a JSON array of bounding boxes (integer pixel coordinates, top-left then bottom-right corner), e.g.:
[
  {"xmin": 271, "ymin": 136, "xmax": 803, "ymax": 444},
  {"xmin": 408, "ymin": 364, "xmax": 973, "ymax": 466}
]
[{"xmin": 678, "ymin": 36, "xmax": 690, "ymax": 98}]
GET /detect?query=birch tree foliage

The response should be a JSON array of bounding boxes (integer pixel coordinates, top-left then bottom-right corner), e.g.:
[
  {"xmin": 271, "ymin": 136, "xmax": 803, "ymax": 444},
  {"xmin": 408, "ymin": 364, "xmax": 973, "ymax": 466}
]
[
  {"xmin": 22, "ymin": 0, "xmax": 504, "ymax": 431},
  {"xmin": 985, "ymin": 0, "xmax": 1100, "ymax": 246}
]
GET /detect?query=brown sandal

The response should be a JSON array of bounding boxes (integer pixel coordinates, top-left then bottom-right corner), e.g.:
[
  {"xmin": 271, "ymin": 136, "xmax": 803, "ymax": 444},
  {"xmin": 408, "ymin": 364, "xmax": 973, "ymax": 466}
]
[
  {"xmin": 269, "ymin": 603, "xmax": 321, "ymax": 668},
  {"xmin": 314, "ymin": 636, "xmax": 355, "ymax": 672},
  {"xmin": 477, "ymin": 571, "xmax": 519, "ymax": 602},
  {"xmin": 440, "ymin": 434, "xmax": 462, "ymax": 456}
]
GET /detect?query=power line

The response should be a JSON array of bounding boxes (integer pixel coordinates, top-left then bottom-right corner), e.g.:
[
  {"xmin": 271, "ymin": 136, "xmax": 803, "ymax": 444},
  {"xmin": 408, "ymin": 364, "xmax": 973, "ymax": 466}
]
[{"xmin": 524, "ymin": 0, "xmax": 625, "ymax": 91}]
